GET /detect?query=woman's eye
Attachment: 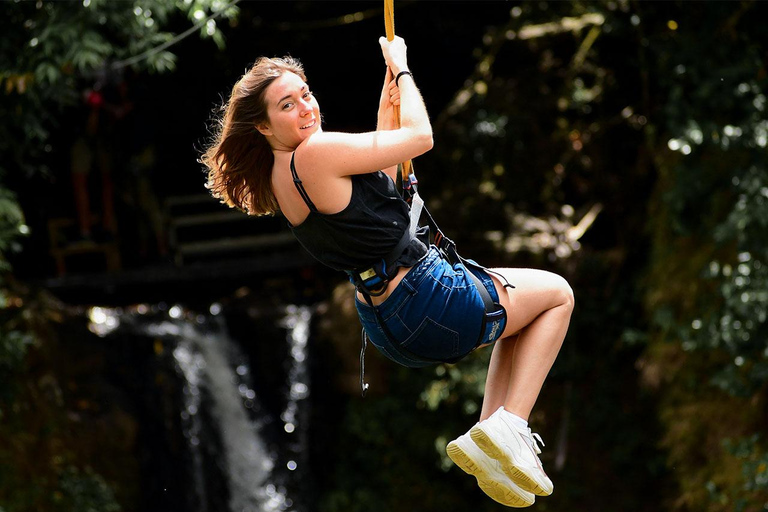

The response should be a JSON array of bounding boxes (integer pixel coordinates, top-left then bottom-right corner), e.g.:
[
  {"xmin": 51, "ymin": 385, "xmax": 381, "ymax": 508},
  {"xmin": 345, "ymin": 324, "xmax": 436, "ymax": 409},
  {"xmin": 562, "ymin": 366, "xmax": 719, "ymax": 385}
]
[
  {"xmin": 303, "ymin": 91, "xmax": 312, "ymax": 99},
  {"xmin": 282, "ymin": 102, "xmax": 293, "ymax": 110}
]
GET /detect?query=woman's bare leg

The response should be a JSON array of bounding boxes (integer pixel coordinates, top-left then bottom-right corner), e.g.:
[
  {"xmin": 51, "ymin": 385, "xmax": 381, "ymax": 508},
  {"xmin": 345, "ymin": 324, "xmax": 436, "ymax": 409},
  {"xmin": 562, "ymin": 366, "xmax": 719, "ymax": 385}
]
[
  {"xmin": 480, "ymin": 334, "xmax": 517, "ymax": 421},
  {"xmin": 448, "ymin": 268, "xmax": 572, "ymax": 499},
  {"xmin": 480, "ymin": 268, "xmax": 574, "ymax": 421}
]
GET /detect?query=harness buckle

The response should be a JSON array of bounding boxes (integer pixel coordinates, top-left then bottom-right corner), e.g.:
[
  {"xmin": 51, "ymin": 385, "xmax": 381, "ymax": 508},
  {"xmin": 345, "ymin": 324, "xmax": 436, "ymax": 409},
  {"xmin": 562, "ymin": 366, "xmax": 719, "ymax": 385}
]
[
  {"xmin": 349, "ymin": 259, "xmax": 389, "ymax": 297},
  {"xmin": 435, "ymin": 232, "xmax": 459, "ymax": 264},
  {"xmin": 403, "ymin": 173, "xmax": 418, "ymax": 191}
]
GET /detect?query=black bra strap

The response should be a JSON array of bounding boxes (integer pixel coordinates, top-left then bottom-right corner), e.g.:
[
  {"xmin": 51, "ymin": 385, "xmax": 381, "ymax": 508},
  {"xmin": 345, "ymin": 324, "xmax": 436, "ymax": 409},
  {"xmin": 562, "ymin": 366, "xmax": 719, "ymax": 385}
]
[{"xmin": 290, "ymin": 152, "xmax": 318, "ymax": 213}]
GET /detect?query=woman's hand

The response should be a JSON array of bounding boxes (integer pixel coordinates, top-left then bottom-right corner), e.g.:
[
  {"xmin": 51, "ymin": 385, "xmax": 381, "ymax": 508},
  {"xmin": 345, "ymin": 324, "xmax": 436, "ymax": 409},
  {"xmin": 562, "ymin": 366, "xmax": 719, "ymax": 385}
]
[
  {"xmin": 377, "ymin": 66, "xmax": 399, "ymax": 131},
  {"xmin": 379, "ymin": 35, "xmax": 408, "ymax": 75},
  {"xmin": 388, "ymin": 71, "xmax": 401, "ymax": 107}
]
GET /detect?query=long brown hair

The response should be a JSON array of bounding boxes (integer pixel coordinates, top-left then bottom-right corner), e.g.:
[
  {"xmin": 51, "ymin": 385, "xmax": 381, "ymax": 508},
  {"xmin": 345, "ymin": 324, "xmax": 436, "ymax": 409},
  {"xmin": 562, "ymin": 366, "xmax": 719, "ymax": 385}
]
[{"xmin": 201, "ymin": 56, "xmax": 306, "ymax": 215}]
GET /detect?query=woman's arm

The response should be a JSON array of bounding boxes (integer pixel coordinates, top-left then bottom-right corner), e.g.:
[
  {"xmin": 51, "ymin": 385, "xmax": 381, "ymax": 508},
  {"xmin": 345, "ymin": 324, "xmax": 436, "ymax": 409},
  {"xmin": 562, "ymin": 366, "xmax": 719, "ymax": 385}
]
[
  {"xmin": 380, "ymin": 36, "xmax": 432, "ymax": 142},
  {"xmin": 300, "ymin": 36, "xmax": 433, "ymax": 178},
  {"xmin": 377, "ymin": 66, "xmax": 399, "ymax": 181}
]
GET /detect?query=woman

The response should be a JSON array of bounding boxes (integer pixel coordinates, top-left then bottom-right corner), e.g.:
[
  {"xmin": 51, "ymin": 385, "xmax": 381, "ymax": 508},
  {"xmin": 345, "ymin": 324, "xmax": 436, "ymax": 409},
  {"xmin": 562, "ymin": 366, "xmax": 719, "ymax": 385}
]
[{"xmin": 202, "ymin": 36, "xmax": 574, "ymax": 508}]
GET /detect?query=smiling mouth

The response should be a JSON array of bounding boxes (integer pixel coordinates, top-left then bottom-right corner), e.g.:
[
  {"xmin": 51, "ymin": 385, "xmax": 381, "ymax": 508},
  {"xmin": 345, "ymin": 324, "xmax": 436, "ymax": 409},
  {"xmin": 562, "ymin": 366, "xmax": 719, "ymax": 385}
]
[{"xmin": 300, "ymin": 119, "xmax": 316, "ymax": 129}]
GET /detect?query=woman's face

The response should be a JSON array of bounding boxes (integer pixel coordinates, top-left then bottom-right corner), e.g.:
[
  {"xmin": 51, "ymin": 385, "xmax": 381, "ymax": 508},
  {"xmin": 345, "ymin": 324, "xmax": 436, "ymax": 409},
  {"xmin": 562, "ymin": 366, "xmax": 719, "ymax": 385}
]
[{"xmin": 258, "ymin": 71, "xmax": 321, "ymax": 150}]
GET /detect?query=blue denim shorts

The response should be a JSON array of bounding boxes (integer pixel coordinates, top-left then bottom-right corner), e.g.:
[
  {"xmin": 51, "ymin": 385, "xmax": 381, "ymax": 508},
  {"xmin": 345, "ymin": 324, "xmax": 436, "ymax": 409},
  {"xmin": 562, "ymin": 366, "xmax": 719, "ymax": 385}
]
[{"xmin": 355, "ymin": 246, "xmax": 507, "ymax": 368}]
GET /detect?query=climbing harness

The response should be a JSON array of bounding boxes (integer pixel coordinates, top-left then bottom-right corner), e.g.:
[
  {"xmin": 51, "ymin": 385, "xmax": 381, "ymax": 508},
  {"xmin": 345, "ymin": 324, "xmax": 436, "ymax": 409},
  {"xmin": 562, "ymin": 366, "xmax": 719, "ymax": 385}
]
[
  {"xmin": 353, "ymin": 0, "xmax": 513, "ymax": 396},
  {"xmin": 352, "ymin": 171, "xmax": 512, "ymax": 395}
]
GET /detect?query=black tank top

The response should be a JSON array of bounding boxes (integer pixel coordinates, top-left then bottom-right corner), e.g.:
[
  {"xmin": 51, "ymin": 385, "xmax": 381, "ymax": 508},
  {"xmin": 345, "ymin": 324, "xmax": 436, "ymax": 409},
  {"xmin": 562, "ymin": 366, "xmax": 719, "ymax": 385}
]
[{"xmin": 287, "ymin": 153, "xmax": 428, "ymax": 272}]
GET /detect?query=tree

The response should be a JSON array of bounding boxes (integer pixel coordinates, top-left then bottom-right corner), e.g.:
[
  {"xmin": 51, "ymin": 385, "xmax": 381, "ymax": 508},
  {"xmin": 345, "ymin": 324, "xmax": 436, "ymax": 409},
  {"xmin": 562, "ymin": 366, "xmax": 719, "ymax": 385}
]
[
  {"xmin": 0, "ymin": 2, "xmax": 238, "ymax": 510},
  {"xmin": 319, "ymin": 2, "xmax": 768, "ymax": 510},
  {"xmin": 638, "ymin": 2, "xmax": 768, "ymax": 509}
]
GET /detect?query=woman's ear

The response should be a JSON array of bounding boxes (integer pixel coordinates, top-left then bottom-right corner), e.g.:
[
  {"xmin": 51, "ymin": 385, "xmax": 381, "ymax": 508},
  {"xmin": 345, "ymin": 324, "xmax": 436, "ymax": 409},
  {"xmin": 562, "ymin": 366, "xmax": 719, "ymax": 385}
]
[{"xmin": 256, "ymin": 123, "xmax": 272, "ymax": 136}]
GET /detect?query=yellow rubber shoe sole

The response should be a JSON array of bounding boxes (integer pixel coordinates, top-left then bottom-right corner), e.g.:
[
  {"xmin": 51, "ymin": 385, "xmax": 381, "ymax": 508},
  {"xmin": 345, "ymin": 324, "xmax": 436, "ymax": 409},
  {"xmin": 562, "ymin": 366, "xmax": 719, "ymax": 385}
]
[
  {"xmin": 447, "ymin": 440, "xmax": 535, "ymax": 508},
  {"xmin": 469, "ymin": 426, "xmax": 553, "ymax": 497}
]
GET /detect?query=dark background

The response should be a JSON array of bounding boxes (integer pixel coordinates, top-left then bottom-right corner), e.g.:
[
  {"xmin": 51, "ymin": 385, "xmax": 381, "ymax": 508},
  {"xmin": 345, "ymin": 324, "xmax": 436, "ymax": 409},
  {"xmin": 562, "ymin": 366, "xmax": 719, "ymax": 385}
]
[{"xmin": 2, "ymin": 2, "xmax": 768, "ymax": 511}]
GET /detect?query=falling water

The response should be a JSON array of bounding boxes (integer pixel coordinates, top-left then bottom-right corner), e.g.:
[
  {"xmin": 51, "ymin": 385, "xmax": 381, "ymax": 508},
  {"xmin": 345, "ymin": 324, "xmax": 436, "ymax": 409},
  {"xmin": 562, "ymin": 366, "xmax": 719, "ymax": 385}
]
[
  {"xmin": 279, "ymin": 306, "xmax": 311, "ymax": 477},
  {"xmin": 172, "ymin": 337, "xmax": 209, "ymax": 511},
  {"xmin": 87, "ymin": 302, "xmax": 313, "ymax": 512}
]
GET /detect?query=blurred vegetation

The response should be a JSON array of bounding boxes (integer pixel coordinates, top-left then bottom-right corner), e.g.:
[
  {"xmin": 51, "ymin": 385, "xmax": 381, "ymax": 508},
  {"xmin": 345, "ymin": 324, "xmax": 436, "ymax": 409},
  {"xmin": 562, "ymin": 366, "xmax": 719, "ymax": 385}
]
[
  {"xmin": 638, "ymin": 2, "xmax": 768, "ymax": 509},
  {"xmin": 318, "ymin": 1, "xmax": 768, "ymax": 511},
  {"xmin": 2, "ymin": 1, "xmax": 768, "ymax": 511},
  {"xmin": 0, "ymin": 1, "xmax": 236, "ymax": 510}
]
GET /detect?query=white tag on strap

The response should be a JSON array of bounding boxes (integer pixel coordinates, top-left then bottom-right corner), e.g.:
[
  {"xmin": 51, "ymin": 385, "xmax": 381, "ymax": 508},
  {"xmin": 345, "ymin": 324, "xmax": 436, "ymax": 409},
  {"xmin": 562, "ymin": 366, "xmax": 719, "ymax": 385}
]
[{"xmin": 409, "ymin": 192, "xmax": 424, "ymax": 237}]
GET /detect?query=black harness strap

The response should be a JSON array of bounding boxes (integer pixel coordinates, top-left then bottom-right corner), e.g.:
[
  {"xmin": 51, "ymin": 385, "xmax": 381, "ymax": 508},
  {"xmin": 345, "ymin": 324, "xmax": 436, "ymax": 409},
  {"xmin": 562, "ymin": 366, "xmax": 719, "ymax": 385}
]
[
  {"xmin": 355, "ymin": 178, "xmax": 513, "ymax": 395},
  {"xmin": 346, "ymin": 227, "xmax": 415, "ymax": 297},
  {"xmin": 357, "ymin": 243, "xmax": 508, "ymax": 396},
  {"xmin": 290, "ymin": 152, "xmax": 318, "ymax": 213}
]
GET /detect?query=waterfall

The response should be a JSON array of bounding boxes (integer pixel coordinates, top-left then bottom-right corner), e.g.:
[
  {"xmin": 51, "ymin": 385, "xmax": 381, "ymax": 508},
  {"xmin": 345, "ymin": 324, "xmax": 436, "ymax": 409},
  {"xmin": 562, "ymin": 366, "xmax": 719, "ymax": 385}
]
[
  {"xmin": 279, "ymin": 305, "xmax": 311, "ymax": 475},
  {"xmin": 87, "ymin": 302, "xmax": 313, "ymax": 512},
  {"xmin": 172, "ymin": 336, "xmax": 209, "ymax": 511}
]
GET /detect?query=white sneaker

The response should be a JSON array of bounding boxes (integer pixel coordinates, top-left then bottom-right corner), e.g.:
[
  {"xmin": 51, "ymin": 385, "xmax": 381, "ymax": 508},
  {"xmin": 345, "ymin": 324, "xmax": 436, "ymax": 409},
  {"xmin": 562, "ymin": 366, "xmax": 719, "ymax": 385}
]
[
  {"xmin": 470, "ymin": 407, "xmax": 554, "ymax": 496},
  {"xmin": 447, "ymin": 429, "xmax": 535, "ymax": 508}
]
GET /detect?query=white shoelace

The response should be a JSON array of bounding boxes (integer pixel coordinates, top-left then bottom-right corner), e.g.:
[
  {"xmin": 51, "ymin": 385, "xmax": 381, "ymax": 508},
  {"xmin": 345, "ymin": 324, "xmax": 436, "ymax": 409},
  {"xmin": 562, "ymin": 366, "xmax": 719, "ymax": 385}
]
[
  {"xmin": 496, "ymin": 408, "xmax": 546, "ymax": 457},
  {"xmin": 526, "ymin": 429, "xmax": 545, "ymax": 455}
]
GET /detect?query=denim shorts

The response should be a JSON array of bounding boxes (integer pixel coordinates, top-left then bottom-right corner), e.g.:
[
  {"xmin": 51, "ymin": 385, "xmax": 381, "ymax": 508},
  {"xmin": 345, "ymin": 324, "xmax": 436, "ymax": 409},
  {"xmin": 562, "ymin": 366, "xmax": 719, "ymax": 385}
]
[{"xmin": 355, "ymin": 246, "xmax": 507, "ymax": 368}]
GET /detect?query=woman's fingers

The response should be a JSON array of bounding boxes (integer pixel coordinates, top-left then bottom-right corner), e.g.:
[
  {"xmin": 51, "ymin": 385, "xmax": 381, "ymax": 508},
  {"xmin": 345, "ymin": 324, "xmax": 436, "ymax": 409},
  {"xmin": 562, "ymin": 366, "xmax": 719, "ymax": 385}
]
[
  {"xmin": 379, "ymin": 36, "xmax": 408, "ymax": 73},
  {"xmin": 380, "ymin": 67, "xmax": 392, "ymax": 98},
  {"xmin": 381, "ymin": 66, "xmax": 393, "ymax": 89},
  {"xmin": 388, "ymin": 78, "xmax": 400, "ymax": 105}
]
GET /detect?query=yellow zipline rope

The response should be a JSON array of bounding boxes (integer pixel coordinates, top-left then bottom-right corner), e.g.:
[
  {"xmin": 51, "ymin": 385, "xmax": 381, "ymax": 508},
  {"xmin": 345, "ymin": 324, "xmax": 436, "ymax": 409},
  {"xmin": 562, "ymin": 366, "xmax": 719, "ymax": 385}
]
[
  {"xmin": 383, "ymin": 0, "xmax": 414, "ymax": 186},
  {"xmin": 384, "ymin": 0, "xmax": 396, "ymax": 41}
]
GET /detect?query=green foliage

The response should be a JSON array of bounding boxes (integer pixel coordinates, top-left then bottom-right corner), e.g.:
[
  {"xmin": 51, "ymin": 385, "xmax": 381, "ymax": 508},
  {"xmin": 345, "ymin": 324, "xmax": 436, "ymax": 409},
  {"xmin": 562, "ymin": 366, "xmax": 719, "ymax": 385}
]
[
  {"xmin": 646, "ymin": 5, "xmax": 768, "ymax": 386},
  {"xmin": 54, "ymin": 466, "xmax": 121, "ymax": 512},
  {"xmin": 420, "ymin": 356, "xmax": 488, "ymax": 415},
  {"xmin": 0, "ymin": 186, "xmax": 30, "ymax": 415},
  {"xmin": 702, "ymin": 435, "xmax": 768, "ymax": 511},
  {"xmin": 1, "ymin": 1, "xmax": 766, "ymax": 510},
  {"xmin": 1, "ymin": 0, "xmax": 238, "ymax": 83},
  {"xmin": 702, "ymin": 167, "xmax": 768, "ymax": 395},
  {"xmin": 0, "ymin": 2, "xmax": 238, "ymax": 510},
  {"xmin": 639, "ymin": 2, "xmax": 768, "ymax": 509},
  {"xmin": 321, "ymin": 3, "xmax": 668, "ymax": 510},
  {"xmin": 2, "ymin": 464, "xmax": 123, "ymax": 512},
  {"xmin": 728, "ymin": 436, "xmax": 768, "ymax": 504},
  {"xmin": 317, "ymin": 368, "xmax": 503, "ymax": 512},
  {"xmin": 0, "ymin": 0, "xmax": 239, "ymax": 179},
  {"xmin": 0, "ymin": 290, "xmax": 143, "ymax": 511},
  {"xmin": 0, "ymin": 326, "xmax": 33, "ymax": 415},
  {"xmin": 0, "ymin": 188, "xmax": 28, "ymax": 273},
  {"xmin": 397, "ymin": 2, "xmax": 768, "ymax": 509}
]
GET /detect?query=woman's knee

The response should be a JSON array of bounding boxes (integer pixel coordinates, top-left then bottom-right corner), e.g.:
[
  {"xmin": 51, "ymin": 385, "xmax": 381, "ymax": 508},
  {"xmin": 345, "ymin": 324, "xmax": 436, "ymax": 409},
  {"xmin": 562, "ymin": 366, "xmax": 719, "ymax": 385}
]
[
  {"xmin": 553, "ymin": 273, "xmax": 575, "ymax": 312},
  {"xmin": 532, "ymin": 270, "xmax": 574, "ymax": 313},
  {"xmin": 491, "ymin": 267, "xmax": 574, "ymax": 316}
]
